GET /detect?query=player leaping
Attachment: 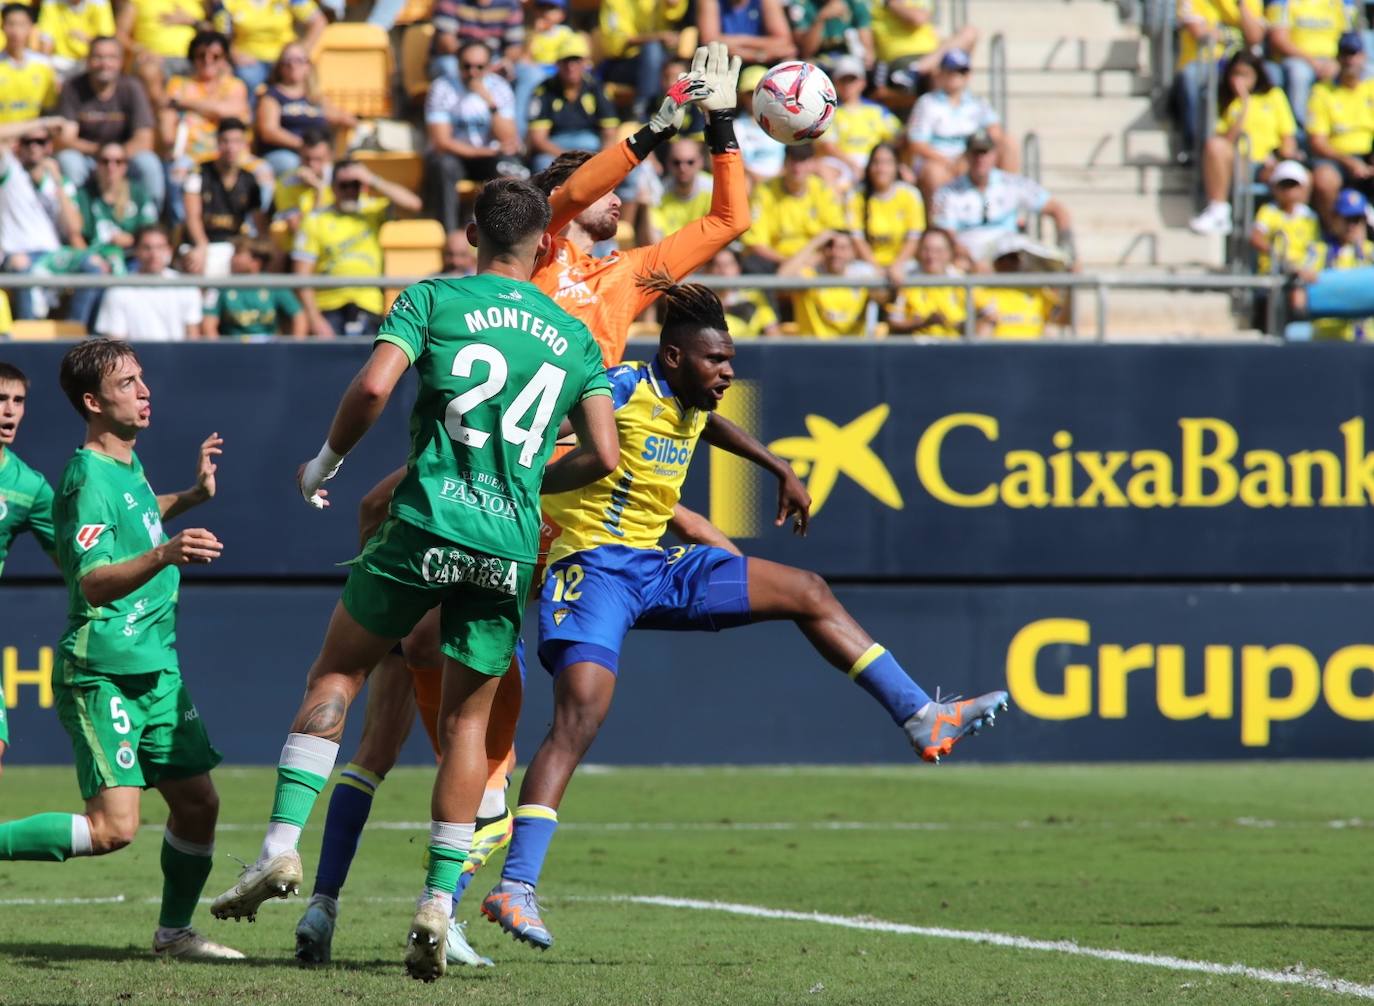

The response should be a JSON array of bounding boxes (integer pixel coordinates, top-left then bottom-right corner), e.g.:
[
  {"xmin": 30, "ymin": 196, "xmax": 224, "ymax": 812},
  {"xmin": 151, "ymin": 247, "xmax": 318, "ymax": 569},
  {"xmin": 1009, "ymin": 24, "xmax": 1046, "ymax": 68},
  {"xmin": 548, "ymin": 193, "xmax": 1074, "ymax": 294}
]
[
  {"xmin": 208, "ymin": 179, "xmax": 620, "ymax": 982},
  {"xmin": 480, "ymin": 280, "xmax": 1012, "ymax": 950},
  {"xmin": 292, "ymin": 42, "xmax": 750, "ymax": 968},
  {"xmin": 0, "ymin": 361, "xmax": 58, "ymax": 775}
]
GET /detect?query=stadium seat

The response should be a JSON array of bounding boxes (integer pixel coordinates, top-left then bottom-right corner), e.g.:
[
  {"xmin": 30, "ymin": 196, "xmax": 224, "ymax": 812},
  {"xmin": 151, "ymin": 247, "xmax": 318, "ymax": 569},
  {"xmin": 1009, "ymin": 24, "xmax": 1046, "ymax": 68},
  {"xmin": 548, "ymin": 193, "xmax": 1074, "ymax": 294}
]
[
  {"xmin": 400, "ymin": 23, "xmax": 434, "ymax": 105},
  {"xmin": 392, "ymin": 0, "xmax": 434, "ymax": 26},
  {"xmin": 380, "ymin": 218, "xmax": 445, "ymax": 309},
  {"xmin": 8, "ymin": 319, "xmax": 86, "ymax": 340},
  {"xmin": 311, "ymin": 24, "xmax": 394, "ymax": 119}
]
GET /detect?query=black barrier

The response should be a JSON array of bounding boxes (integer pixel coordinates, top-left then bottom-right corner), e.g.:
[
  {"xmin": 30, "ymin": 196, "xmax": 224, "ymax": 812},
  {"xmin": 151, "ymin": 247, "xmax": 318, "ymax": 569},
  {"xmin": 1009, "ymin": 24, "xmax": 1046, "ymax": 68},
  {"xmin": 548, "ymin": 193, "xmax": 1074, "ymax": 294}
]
[
  {"xmin": 5, "ymin": 341, "xmax": 1374, "ymax": 580},
  {"xmin": 2, "ymin": 582, "xmax": 1371, "ymax": 764}
]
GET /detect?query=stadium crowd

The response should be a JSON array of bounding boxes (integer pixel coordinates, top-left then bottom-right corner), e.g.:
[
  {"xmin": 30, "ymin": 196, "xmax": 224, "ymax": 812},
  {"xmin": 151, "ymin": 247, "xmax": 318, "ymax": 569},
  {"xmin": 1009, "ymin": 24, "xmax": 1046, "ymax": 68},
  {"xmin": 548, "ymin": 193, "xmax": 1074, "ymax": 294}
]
[
  {"xmin": 1171, "ymin": 0, "xmax": 1374, "ymax": 339},
  {"xmin": 0, "ymin": 0, "xmax": 1092, "ymax": 339}
]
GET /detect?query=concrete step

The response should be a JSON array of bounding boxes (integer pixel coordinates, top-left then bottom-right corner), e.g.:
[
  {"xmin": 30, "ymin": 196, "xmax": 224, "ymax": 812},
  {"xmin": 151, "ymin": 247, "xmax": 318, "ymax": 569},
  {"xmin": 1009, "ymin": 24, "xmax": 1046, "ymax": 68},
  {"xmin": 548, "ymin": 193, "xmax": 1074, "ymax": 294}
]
[
  {"xmin": 1072, "ymin": 226, "xmax": 1225, "ymax": 268},
  {"xmin": 1038, "ymin": 162, "xmax": 1192, "ymax": 195},
  {"xmin": 969, "ymin": 67, "xmax": 1149, "ymax": 98},
  {"xmin": 970, "ymin": 34, "xmax": 1143, "ymax": 72},
  {"xmin": 1030, "ymin": 125, "xmax": 1172, "ymax": 167},
  {"xmin": 1087, "ymin": 289, "xmax": 1252, "ymax": 339},
  {"xmin": 967, "ymin": 0, "xmax": 1126, "ymax": 38},
  {"xmin": 1003, "ymin": 93, "xmax": 1154, "ymax": 132},
  {"xmin": 1064, "ymin": 189, "xmax": 1201, "ymax": 229}
]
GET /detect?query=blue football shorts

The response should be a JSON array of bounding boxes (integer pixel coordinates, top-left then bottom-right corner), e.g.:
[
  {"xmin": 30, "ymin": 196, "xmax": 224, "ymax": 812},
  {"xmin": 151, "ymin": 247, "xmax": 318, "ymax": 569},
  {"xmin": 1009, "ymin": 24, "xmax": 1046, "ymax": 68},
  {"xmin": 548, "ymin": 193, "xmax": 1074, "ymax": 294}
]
[{"xmin": 537, "ymin": 544, "xmax": 752, "ymax": 676}]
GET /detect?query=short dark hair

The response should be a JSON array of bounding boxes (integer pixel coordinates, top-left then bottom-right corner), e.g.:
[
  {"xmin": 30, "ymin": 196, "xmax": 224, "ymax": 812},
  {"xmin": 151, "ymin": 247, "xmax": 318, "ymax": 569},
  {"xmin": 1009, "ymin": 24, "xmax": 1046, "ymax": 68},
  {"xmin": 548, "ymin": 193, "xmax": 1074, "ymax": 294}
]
[
  {"xmin": 0, "ymin": 362, "xmax": 29, "ymax": 388},
  {"xmin": 59, "ymin": 339, "xmax": 138, "ymax": 419},
  {"xmin": 218, "ymin": 117, "xmax": 247, "ymax": 136},
  {"xmin": 135, "ymin": 224, "xmax": 170, "ymax": 246},
  {"xmin": 299, "ymin": 127, "xmax": 333, "ymax": 150},
  {"xmin": 89, "ymin": 35, "xmax": 120, "ymax": 56},
  {"xmin": 473, "ymin": 178, "xmax": 552, "ymax": 257},
  {"xmin": 187, "ymin": 29, "xmax": 229, "ymax": 62},
  {"xmin": 532, "ymin": 151, "xmax": 593, "ymax": 196},
  {"xmin": 232, "ymin": 235, "xmax": 276, "ymax": 265},
  {"xmin": 1, "ymin": 3, "xmax": 35, "ymax": 23},
  {"xmin": 459, "ymin": 39, "xmax": 492, "ymax": 61}
]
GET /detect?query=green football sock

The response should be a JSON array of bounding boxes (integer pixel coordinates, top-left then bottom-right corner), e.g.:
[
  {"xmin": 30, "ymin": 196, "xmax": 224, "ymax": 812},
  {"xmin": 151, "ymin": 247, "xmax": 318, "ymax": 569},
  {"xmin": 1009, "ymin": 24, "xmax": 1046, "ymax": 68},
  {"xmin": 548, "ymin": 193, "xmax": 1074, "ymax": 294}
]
[
  {"xmin": 0, "ymin": 813, "xmax": 84, "ymax": 862},
  {"xmin": 270, "ymin": 765, "xmax": 330, "ymax": 827},
  {"xmin": 159, "ymin": 831, "xmax": 214, "ymax": 929},
  {"xmin": 424, "ymin": 821, "xmax": 474, "ymax": 902}
]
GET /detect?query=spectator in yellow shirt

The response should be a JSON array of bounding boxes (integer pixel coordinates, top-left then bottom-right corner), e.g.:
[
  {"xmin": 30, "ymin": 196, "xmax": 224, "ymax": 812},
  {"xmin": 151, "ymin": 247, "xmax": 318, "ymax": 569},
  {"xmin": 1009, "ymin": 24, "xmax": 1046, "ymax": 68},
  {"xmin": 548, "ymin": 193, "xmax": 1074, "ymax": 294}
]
[
  {"xmin": 885, "ymin": 226, "xmax": 991, "ymax": 337},
  {"xmin": 292, "ymin": 158, "xmax": 422, "ymax": 336},
  {"xmin": 871, "ymin": 0, "xmax": 978, "ymax": 94},
  {"xmin": 1190, "ymin": 49, "xmax": 1299, "ymax": 234},
  {"xmin": 847, "ymin": 142, "xmax": 923, "ymax": 280},
  {"xmin": 815, "ymin": 54, "xmax": 902, "ymax": 189},
  {"xmin": 0, "ymin": 4, "xmax": 58, "ymax": 124},
  {"xmin": 647, "ymin": 139, "xmax": 713, "ymax": 242},
  {"xmin": 272, "ymin": 128, "xmax": 334, "ymax": 234},
  {"xmin": 599, "ymin": 0, "xmax": 688, "ymax": 118},
  {"xmin": 972, "ymin": 234, "xmax": 1063, "ymax": 340},
  {"xmin": 115, "ymin": 0, "xmax": 206, "ymax": 106},
  {"xmin": 1250, "ymin": 159, "xmax": 1321, "ymax": 272},
  {"xmin": 779, "ymin": 230, "xmax": 876, "ymax": 337},
  {"xmin": 742, "ymin": 143, "xmax": 848, "ymax": 271},
  {"xmin": 1171, "ymin": 0, "xmax": 1265, "ymax": 156},
  {"xmin": 703, "ymin": 248, "xmax": 782, "ymax": 337},
  {"xmin": 1265, "ymin": 0, "xmax": 1356, "ymax": 128},
  {"xmin": 212, "ymin": 0, "xmax": 325, "ymax": 102},
  {"xmin": 1308, "ymin": 32, "xmax": 1374, "ymax": 221},
  {"xmin": 34, "ymin": 0, "xmax": 115, "ymax": 79}
]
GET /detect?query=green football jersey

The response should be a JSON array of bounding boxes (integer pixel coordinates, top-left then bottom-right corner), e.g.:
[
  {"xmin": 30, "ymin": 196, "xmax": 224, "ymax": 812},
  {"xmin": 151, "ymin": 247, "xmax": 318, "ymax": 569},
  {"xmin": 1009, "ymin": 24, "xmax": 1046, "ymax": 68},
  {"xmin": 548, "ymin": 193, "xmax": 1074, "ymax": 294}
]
[
  {"xmin": 0, "ymin": 447, "xmax": 56, "ymax": 576},
  {"xmin": 52, "ymin": 449, "xmax": 179, "ymax": 678},
  {"xmin": 376, "ymin": 274, "xmax": 611, "ymax": 563}
]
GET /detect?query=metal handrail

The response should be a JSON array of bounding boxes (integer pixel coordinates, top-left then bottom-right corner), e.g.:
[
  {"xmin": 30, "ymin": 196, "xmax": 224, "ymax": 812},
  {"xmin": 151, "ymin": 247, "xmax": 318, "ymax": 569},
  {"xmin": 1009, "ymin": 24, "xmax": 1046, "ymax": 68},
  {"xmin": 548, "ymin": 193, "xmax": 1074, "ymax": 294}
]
[
  {"xmin": 988, "ymin": 33, "xmax": 1009, "ymax": 129},
  {"xmin": 1022, "ymin": 131, "xmax": 1043, "ymax": 239},
  {"xmin": 0, "ymin": 271, "xmax": 1294, "ymax": 342},
  {"xmin": 1197, "ymin": 52, "xmax": 1220, "ymax": 206},
  {"xmin": 946, "ymin": 0, "xmax": 968, "ymax": 35}
]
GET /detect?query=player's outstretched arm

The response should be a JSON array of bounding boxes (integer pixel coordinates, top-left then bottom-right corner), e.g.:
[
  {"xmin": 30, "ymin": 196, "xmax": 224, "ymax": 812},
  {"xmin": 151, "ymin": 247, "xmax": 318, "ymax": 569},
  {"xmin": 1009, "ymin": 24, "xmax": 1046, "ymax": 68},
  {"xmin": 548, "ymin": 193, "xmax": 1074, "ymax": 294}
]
[
  {"xmin": 297, "ymin": 342, "xmax": 411, "ymax": 509},
  {"xmin": 158, "ymin": 432, "xmax": 223, "ymax": 520},
  {"xmin": 80, "ymin": 528, "xmax": 224, "ymax": 607},
  {"xmin": 702, "ymin": 413, "xmax": 812, "ymax": 534},
  {"xmin": 541, "ymin": 395, "xmax": 619, "ymax": 495}
]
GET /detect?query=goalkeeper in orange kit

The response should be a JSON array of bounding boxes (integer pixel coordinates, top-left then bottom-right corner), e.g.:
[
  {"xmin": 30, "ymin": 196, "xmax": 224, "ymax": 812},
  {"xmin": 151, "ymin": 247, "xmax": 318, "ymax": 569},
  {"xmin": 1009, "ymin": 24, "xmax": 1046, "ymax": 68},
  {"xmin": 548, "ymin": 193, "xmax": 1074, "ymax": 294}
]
[{"xmin": 293, "ymin": 42, "xmax": 748, "ymax": 968}]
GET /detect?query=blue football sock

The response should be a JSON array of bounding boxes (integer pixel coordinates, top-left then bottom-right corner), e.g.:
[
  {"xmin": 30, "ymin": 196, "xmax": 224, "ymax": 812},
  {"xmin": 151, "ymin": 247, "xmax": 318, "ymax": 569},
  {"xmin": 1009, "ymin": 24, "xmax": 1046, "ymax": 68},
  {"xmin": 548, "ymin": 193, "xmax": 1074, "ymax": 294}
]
[
  {"xmin": 849, "ymin": 645, "xmax": 932, "ymax": 725},
  {"xmin": 500, "ymin": 805, "xmax": 558, "ymax": 887},
  {"xmin": 312, "ymin": 763, "xmax": 381, "ymax": 900}
]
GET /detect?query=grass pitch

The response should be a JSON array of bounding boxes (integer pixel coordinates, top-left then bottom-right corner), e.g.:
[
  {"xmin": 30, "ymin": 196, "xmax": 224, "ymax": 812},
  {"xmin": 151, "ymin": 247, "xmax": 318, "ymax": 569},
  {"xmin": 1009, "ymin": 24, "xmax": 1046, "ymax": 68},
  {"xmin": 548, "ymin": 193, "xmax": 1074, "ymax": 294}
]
[{"xmin": 0, "ymin": 762, "xmax": 1370, "ymax": 1005}]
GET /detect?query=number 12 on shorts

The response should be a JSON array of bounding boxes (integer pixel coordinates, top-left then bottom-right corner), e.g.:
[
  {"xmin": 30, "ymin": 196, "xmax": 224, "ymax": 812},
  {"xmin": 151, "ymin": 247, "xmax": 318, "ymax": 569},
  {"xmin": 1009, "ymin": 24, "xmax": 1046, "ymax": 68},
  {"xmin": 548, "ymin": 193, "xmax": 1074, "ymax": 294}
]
[{"xmin": 551, "ymin": 564, "xmax": 584, "ymax": 602}]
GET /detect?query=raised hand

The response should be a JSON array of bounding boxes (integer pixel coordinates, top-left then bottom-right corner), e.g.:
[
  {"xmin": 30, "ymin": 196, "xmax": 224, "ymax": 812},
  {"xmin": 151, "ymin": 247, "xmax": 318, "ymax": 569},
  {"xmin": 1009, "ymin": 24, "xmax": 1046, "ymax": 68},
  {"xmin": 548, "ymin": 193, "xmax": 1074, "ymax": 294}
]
[
  {"xmin": 195, "ymin": 432, "xmax": 223, "ymax": 499},
  {"xmin": 693, "ymin": 41, "xmax": 742, "ymax": 113},
  {"xmin": 159, "ymin": 528, "xmax": 224, "ymax": 565}
]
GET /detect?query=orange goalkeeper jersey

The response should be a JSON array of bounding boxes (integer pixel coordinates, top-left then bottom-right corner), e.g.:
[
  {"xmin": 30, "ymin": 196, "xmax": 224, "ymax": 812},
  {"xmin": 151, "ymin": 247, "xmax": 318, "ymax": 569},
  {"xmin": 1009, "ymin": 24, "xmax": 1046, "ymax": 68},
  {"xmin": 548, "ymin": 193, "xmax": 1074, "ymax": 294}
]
[{"xmin": 533, "ymin": 141, "xmax": 751, "ymax": 367}]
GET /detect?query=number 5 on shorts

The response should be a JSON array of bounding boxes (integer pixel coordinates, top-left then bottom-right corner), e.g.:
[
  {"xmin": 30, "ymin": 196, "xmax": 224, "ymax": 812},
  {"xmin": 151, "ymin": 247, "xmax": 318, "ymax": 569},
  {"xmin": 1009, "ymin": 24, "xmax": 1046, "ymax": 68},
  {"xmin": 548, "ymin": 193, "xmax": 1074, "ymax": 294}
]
[{"xmin": 110, "ymin": 696, "xmax": 131, "ymax": 735}]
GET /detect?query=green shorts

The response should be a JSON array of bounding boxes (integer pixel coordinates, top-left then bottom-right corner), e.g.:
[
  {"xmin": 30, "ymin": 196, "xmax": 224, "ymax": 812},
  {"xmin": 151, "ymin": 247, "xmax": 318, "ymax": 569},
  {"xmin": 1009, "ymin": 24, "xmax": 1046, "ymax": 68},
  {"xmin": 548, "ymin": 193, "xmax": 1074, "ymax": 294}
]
[
  {"xmin": 52, "ymin": 662, "xmax": 222, "ymax": 801},
  {"xmin": 0, "ymin": 703, "xmax": 8, "ymax": 746},
  {"xmin": 341, "ymin": 517, "xmax": 533, "ymax": 677}
]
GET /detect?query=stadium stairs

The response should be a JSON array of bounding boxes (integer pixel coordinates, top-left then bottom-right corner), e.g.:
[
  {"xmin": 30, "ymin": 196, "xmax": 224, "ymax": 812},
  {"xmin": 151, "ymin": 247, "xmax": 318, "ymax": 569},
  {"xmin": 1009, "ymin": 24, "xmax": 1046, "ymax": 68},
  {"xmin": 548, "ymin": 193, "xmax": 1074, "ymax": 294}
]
[{"xmin": 968, "ymin": 0, "xmax": 1253, "ymax": 338}]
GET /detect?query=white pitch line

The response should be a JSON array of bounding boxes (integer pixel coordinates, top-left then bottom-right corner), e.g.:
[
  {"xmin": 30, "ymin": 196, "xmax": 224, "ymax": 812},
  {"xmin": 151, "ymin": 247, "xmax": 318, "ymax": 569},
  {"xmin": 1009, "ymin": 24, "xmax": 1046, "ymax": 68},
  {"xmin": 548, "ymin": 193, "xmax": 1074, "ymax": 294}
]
[
  {"xmin": 2, "ymin": 889, "xmax": 1370, "ymax": 999},
  {"xmin": 590, "ymin": 895, "xmax": 1374, "ymax": 1002}
]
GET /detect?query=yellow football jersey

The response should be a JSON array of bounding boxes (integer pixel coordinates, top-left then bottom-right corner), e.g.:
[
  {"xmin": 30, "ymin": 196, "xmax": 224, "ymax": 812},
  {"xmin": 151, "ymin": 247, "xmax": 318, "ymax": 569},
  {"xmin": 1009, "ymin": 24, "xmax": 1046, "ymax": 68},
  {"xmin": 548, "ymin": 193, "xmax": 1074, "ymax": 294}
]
[
  {"xmin": 1304, "ymin": 237, "xmax": 1374, "ymax": 340},
  {"xmin": 1307, "ymin": 78, "xmax": 1374, "ymax": 156},
  {"xmin": 847, "ymin": 183, "xmax": 924, "ymax": 266},
  {"xmin": 828, "ymin": 101, "xmax": 901, "ymax": 162},
  {"xmin": 974, "ymin": 287, "xmax": 1055, "ymax": 339},
  {"xmin": 649, "ymin": 176, "xmax": 713, "ymax": 239},
  {"xmin": 37, "ymin": 0, "xmax": 116, "ymax": 63},
  {"xmin": 0, "ymin": 52, "xmax": 58, "ymax": 123},
  {"xmin": 873, "ymin": 0, "xmax": 938, "ymax": 62},
  {"xmin": 723, "ymin": 290, "xmax": 779, "ymax": 339},
  {"xmin": 293, "ymin": 196, "xmax": 388, "ymax": 314},
  {"xmin": 1253, "ymin": 202, "xmax": 1319, "ymax": 273},
  {"xmin": 1176, "ymin": 0, "xmax": 1264, "ymax": 68},
  {"xmin": 1215, "ymin": 88, "xmax": 1297, "ymax": 163},
  {"xmin": 793, "ymin": 270, "xmax": 869, "ymax": 338},
  {"xmin": 745, "ymin": 176, "xmax": 848, "ymax": 260},
  {"xmin": 888, "ymin": 284, "xmax": 968, "ymax": 336},
  {"xmin": 129, "ymin": 0, "xmax": 204, "ymax": 59},
  {"xmin": 213, "ymin": 0, "xmax": 319, "ymax": 63},
  {"xmin": 1264, "ymin": 0, "xmax": 1353, "ymax": 58},
  {"xmin": 543, "ymin": 359, "xmax": 707, "ymax": 565}
]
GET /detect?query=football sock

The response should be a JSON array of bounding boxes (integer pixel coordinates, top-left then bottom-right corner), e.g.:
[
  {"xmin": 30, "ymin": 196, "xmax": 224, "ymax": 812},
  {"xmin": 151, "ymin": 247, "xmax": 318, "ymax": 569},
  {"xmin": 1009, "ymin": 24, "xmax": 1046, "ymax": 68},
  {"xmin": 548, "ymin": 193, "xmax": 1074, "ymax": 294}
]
[
  {"xmin": 450, "ymin": 806, "xmax": 508, "ymax": 910},
  {"xmin": 0, "ymin": 812, "xmax": 91, "ymax": 861},
  {"xmin": 263, "ymin": 733, "xmax": 338, "ymax": 860},
  {"xmin": 313, "ymin": 763, "xmax": 381, "ymax": 899},
  {"xmin": 159, "ymin": 830, "xmax": 214, "ymax": 929},
  {"xmin": 422, "ymin": 821, "xmax": 473, "ymax": 916},
  {"xmin": 478, "ymin": 787, "xmax": 508, "ymax": 820},
  {"xmin": 501, "ymin": 805, "xmax": 558, "ymax": 887},
  {"xmin": 849, "ymin": 645, "xmax": 933, "ymax": 725}
]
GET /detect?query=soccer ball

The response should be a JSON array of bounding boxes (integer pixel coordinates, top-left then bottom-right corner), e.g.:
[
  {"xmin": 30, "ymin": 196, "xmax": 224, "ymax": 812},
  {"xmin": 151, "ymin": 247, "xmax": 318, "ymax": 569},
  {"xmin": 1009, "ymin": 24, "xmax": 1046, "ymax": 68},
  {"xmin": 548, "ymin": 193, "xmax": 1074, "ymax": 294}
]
[{"xmin": 752, "ymin": 61, "xmax": 838, "ymax": 145}]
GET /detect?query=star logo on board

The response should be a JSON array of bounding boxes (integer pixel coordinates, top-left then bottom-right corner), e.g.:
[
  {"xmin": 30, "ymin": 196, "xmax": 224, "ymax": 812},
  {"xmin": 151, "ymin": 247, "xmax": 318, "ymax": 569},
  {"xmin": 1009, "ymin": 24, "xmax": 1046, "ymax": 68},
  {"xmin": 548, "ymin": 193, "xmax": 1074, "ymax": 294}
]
[
  {"xmin": 768, "ymin": 405, "xmax": 904, "ymax": 515},
  {"xmin": 553, "ymin": 608, "xmax": 571, "ymax": 626}
]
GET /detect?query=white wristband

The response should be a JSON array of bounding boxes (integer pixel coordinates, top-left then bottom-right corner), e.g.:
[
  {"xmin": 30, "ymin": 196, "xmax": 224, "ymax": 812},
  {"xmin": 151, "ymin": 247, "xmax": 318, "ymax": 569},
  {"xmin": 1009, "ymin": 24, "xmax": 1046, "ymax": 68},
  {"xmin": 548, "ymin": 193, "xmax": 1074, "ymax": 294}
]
[{"xmin": 301, "ymin": 440, "xmax": 346, "ymax": 508}]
